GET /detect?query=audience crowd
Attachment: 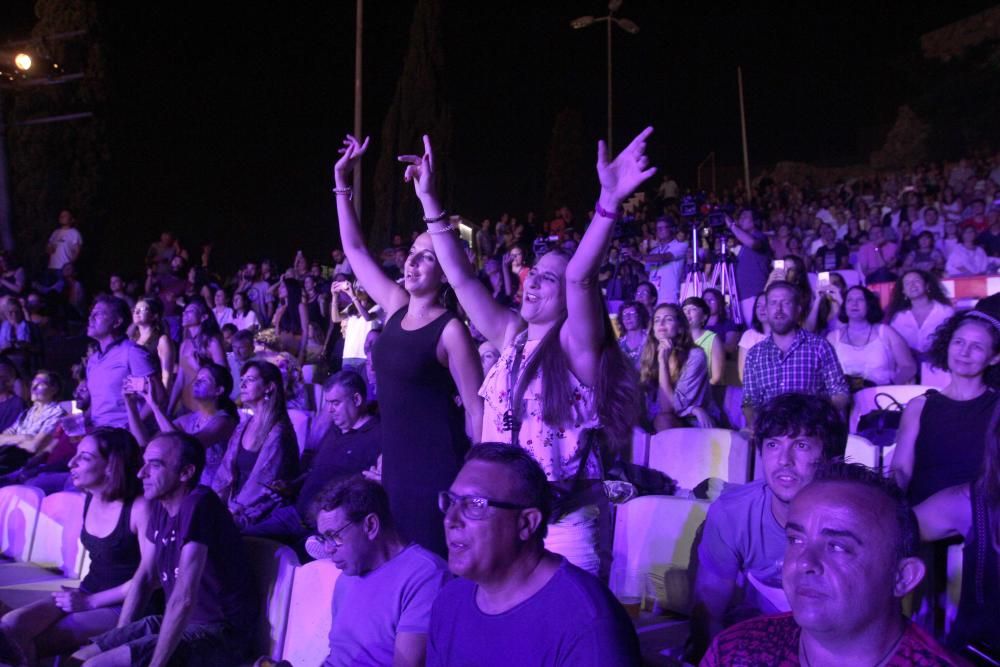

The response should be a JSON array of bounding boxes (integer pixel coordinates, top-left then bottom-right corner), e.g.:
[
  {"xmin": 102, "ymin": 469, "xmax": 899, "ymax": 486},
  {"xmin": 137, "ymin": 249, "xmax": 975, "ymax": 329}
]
[{"xmin": 0, "ymin": 135, "xmax": 994, "ymax": 665}]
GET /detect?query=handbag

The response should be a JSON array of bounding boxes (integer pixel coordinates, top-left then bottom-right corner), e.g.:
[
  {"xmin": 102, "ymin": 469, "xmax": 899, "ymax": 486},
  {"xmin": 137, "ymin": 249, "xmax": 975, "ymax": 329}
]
[{"xmin": 856, "ymin": 392, "xmax": 906, "ymax": 449}]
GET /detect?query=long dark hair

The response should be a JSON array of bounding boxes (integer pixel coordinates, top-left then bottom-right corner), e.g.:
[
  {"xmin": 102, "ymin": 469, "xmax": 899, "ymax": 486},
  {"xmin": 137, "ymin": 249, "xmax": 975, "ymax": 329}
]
[
  {"xmin": 128, "ymin": 297, "xmax": 166, "ymax": 346},
  {"xmin": 513, "ymin": 292, "xmax": 639, "ymax": 456},
  {"xmin": 183, "ymin": 296, "xmax": 222, "ymax": 362},
  {"xmin": 199, "ymin": 360, "xmax": 238, "ymax": 419},
  {"xmin": 639, "ymin": 303, "xmax": 694, "ymax": 390},
  {"xmin": 978, "ymin": 407, "xmax": 1000, "ymax": 542},
  {"xmin": 885, "ymin": 269, "xmax": 951, "ymax": 323}
]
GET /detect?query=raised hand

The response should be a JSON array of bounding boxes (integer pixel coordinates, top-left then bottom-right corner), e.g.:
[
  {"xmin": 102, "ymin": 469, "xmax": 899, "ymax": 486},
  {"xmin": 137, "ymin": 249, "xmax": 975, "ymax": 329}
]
[
  {"xmin": 333, "ymin": 134, "xmax": 370, "ymax": 186},
  {"xmin": 597, "ymin": 126, "xmax": 657, "ymax": 205},
  {"xmin": 397, "ymin": 134, "xmax": 437, "ymax": 202}
]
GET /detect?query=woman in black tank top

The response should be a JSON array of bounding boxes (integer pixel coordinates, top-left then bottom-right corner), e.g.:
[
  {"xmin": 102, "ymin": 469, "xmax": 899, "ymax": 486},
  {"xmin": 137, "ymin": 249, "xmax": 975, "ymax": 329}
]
[{"xmin": 0, "ymin": 427, "xmax": 147, "ymax": 661}]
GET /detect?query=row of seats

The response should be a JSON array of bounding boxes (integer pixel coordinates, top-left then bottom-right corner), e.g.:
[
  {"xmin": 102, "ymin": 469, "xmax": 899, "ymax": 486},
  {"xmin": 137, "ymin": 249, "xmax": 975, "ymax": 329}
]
[{"xmin": 0, "ymin": 485, "xmax": 340, "ymax": 666}]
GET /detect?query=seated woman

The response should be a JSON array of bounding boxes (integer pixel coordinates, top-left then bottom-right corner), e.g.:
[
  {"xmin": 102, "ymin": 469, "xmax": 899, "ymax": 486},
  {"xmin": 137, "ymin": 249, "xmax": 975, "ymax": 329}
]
[
  {"xmin": 682, "ymin": 296, "xmax": 724, "ymax": 385},
  {"xmin": 737, "ymin": 293, "xmax": 770, "ymax": 383},
  {"xmin": 915, "ymin": 416, "xmax": 1000, "ymax": 653},
  {"xmin": 125, "ymin": 361, "xmax": 238, "ymax": 488},
  {"xmin": 212, "ymin": 360, "xmax": 299, "ymax": 529},
  {"xmin": 212, "ymin": 287, "xmax": 234, "ymax": 329},
  {"xmin": 640, "ymin": 303, "xmax": 716, "ymax": 431},
  {"xmin": 902, "ymin": 231, "xmax": 945, "ymax": 274},
  {"xmin": 946, "ymin": 224, "xmax": 990, "ymax": 277},
  {"xmin": 230, "ymin": 291, "xmax": 260, "ymax": 332},
  {"xmin": 616, "ymin": 300, "xmax": 649, "ymax": 370},
  {"xmin": 827, "ymin": 286, "xmax": 916, "ymax": 391},
  {"xmin": 0, "ymin": 370, "xmax": 66, "ymax": 476},
  {"xmin": 885, "ymin": 269, "xmax": 954, "ymax": 366},
  {"xmin": 702, "ymin": 287, "xmax": 742, "ymax": 356},
  {"xmin": 170, "ymin": 296, "xmax": 226, "ymax": 415},
  {"xmin": 893, "ymin": 307, "xmax": 1000, "ymax": 506},
  {"xmin": 0, "ymin": 428, "xmax": 148, "ymax": 662}
]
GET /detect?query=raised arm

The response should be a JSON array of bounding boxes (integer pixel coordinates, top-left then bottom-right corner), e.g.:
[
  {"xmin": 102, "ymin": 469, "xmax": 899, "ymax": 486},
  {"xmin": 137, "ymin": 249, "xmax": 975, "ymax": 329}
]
[
  {"xmin": 333, "ymin": 135, "xmax": 409, "ymax": 316},
  {"xmin": 563, "ymin": 127, "xmax": 656, "ymax": 384},
  {"xmin": 400, "ymin": 135, "xmax": 519, "ymax": 348}
]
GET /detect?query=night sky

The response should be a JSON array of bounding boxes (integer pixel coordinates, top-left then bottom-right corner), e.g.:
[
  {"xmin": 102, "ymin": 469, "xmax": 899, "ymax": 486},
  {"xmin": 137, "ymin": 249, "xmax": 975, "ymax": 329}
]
[{"xmin": 1, "ymin": 1, "xmax": 996, "ymax": 269}]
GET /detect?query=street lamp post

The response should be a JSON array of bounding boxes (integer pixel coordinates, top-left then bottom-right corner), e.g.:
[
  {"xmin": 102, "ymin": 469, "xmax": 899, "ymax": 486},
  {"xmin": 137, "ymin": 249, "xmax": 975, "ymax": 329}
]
[{"xmin": 570, "ymin": 0, "xmax": 639, "ymax": 154}]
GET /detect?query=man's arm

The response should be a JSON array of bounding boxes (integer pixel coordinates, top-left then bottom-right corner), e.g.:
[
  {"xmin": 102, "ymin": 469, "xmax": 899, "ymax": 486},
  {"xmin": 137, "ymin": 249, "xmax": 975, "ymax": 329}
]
[
  {"xmin": 118, "ymin": 524, "xmax": 158, "ymax": 627},
  {"xmin": 688, "ymin": 566, "xmax": 739, "ymax": 661},
  {"xmin": 394, "ymin": 632, "xmax": 428, "ymax": 667},
  {"xmin": 148, "ymin": 541, "xmax": 208, "ymax": 667}
]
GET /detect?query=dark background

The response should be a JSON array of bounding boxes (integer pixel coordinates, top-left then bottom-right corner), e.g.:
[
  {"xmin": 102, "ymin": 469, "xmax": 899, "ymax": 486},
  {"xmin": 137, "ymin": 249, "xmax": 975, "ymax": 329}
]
[{"xmin": 1, "ymin": 1, "xmax": 997, "ymax": 276}]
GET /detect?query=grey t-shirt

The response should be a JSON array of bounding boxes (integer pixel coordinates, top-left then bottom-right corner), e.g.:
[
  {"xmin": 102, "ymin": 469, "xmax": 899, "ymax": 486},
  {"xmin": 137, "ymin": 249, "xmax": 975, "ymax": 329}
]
[
  {"xmin": 696, "ymin": 480, "xmax": 787, "ymax": 621},
  {"xmin": 325, "ymin": 544, "xmax": 448, "ymax": 667},
  {"xmin": 86, "ymin": 337, "xmax": 157, "ymax": 428}
]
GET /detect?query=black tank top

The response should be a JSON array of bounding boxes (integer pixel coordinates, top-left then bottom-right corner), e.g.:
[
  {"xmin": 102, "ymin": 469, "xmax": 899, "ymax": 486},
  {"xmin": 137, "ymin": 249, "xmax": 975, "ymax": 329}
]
[
  {"xmin": 909, "ymin": 388, "xmax": 999, "ymax": 505},
  {"xmin": 79, "ymin": 494, "xmax": 141, "ymax": 595}
]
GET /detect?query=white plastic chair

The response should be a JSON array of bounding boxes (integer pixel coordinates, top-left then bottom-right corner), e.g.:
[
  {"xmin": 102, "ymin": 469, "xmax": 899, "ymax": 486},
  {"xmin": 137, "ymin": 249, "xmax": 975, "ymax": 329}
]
[
  {"xmin": 288, "ymin": 409, "xmax": 312, "ymax": 458},
  {"xmin": 849, "ymin": 385, "xmax": 932, "ymax": 433},
  {"xmin": 281, "ymin": 558, "xmax": 341, "ymax": 666},
  {"xmin": 630, "ymin": 427, "xmax": 650, "ymax": 467},
  {"xmin": 30, "ymin": 492, "xmax": 86, "ymax": 578},
  {"xmin": 610, "ymin": 495, "xmax": 710, "ymax": 614},
  {"xmin": 0, "ymin": 485, "xmax": 44, "ymax": 562},
  {"xmin": 243, "ymin": 537, "xmax": 299, "ymax": 660},
  {"xmin": 647, "ymin": 428, "xmax": 750, "ymax": 490}
]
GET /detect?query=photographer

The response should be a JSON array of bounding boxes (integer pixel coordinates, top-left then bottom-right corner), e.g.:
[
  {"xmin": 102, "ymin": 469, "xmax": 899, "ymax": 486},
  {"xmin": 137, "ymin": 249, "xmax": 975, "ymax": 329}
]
[
  {"xmin": 644, "ymin": 216, "xmax": 688, "ymax": 305},
  {"xmin": 726, "ymin": 210, "xmax": 771, "ymax": 326}
]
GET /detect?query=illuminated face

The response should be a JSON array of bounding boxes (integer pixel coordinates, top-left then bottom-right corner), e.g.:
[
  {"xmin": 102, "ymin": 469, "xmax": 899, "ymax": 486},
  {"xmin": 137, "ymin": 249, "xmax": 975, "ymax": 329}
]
[
  {"xmin": 323, "ymin": 383, "xmax": 363, "ymax": 432},
  {"xmin": 784, "ymin": 482, "xmax": 906, "ymax": 638},
  {"xmin": 240, "ymin": 366, "xmax": 269, "ymax": 403},
  {"xmin": 620, "ymin": 307, "xmax": 641, "ymax": 332},
  {"xmin": 478, "ymin": 341, "xmax": 500, "ymax": 374},
  {"xmin": 132, "ymin": 300, "xmax": 155, "ymax": 325},
  {"xmin": 843, "ymin": 289, "xmax": 869, "ymax": 322},
  {"xmin": 138, "ymin": 438, "xmax": 186, "ymax": 502},
  {"xmin": 761, "ymin": 432, "xmax": 824, "ymax": 505},
  {"xmin": 87, "ymin": 302, "xmax": 120, "ymax": 339},
  {"xmin": 765, "ymin": 286, "xmax": 800, "ymax": 335},
  {"xmin": 69, "ymin": 436, "xmax": 109, "ymax": 493},
  {"xmin": 682, "ymin": 304, "xmax": 706, "ymax": 330},
  {"xmin": 652, "ymin": 305, "xmax": 680, "ymax": 342},
  {"xmin": 519, "ymin": 253, "xmax": 568, "ymax": 326},
  {"xmin": 901, "ymin": 272, "xmax": 926, "ymax": 301},
  {"xmin": 191, "ymin": 367, "xmax": 222, "ymax": 402},
  {"xmin": 947, "ymin": 321, "xmax": 1000, "ymax": 379},
  {"xmin": 30, "ymin": 373, "xmax": 58, "ymax": 404},
  {"xmin": 403, "ymin": 233, "xmax": 445, "ymax": 296}
]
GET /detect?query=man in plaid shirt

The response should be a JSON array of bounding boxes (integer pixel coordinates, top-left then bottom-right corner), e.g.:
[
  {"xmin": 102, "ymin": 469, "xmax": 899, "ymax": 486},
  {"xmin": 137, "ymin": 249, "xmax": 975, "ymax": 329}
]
[{"xmin": 742, "ymin": 282, "xmax": 849, "ymax": 424}]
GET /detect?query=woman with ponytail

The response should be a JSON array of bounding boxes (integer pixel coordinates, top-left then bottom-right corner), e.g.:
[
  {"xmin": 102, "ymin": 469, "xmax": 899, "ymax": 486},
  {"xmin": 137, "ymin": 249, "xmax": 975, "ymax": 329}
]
[
  {"xmin": 332, "ymin": 136, "xmax": 482, "ymax": 558},
  {"xmin": 399, "ymin": 128, "xmax": 654, "ymax": 574}
]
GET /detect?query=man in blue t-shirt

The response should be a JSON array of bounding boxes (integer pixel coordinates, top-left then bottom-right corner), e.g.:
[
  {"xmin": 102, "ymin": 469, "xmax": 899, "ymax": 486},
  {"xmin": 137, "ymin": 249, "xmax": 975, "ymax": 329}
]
[
  {"xmin": 306, "ymin": 476, "xmax": 448, "ymax": 667},
  {"xmin": 427, "ymin": 443, "xmax": 639, "ymax": 667},
  {"xmin": 686, "ymin": 393, "xmax": 847, "ymax": 663}
]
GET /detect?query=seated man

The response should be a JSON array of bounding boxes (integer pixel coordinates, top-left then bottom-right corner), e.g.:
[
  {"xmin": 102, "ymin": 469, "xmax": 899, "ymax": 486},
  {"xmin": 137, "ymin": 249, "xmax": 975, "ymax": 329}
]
[
  {"xmin": 243, "ymin": 370, "xmax": 381, "ymax": 552},
  {"xmin": 308, "ymin": 476, "xmax": 448, "ymax": 667},
  {"xmin": 702, "ymin": 462, "xmax": 959, "ymax": 666},
  {"xmin": 72, "ymin": 432, "xmax": 257, "ymax": 667},
  {"xmin": 428, "ymin": 443, "xmax": 639, "ymax": 666},
  {"xmin": 687, "ymin": 393, "xmax": 847, "ymax": 660}
]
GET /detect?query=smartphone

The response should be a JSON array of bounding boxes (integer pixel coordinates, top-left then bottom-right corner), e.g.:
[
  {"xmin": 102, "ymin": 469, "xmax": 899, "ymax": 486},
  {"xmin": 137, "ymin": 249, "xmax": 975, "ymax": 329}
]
[
  {"xmin": 773, "ymin": 259, "xmax": 785, "ymax": 271},
  {"xmin": 817, "ymin": 271, "xmax": 831, "ymax": 289}
]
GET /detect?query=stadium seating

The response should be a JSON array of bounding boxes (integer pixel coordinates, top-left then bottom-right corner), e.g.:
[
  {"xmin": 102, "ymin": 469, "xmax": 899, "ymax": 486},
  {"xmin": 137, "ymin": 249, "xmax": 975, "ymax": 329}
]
[
  {"xmin": 849, "ymin": 385, "xmax": 932, "ymax": 433},
  {"xmin": 243, "ymin": 536, "xmax": 299, "ymax": 660},
  {"xmin": 647, "ymin": 428, "xmax": 750, "ymax": 490},
  {"xmin": 281, "ymin": 558, "xmax": 341, "ymax": 665}
]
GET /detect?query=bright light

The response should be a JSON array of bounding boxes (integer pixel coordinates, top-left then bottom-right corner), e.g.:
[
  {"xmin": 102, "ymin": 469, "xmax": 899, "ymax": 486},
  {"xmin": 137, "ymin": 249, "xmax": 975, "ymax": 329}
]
[{"xmin": 14, "ymin": 53, "xmax": 32, "ymax": 71}]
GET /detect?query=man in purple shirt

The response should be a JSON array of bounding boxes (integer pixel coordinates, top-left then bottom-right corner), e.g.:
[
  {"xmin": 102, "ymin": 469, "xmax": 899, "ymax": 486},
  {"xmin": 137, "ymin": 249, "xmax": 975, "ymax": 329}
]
[
  {"xmin": 85, "ymin": 296, "xmax": 163, "ymax": 428},
  {"xmin": 427, "ymin": 444, "xmax": 639, "ymax": 667}
]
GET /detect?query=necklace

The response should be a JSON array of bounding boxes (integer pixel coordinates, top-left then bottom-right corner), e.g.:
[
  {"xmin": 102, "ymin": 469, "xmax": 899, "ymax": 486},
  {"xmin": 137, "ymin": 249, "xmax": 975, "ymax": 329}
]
[
  {"xmin": 845, "ymin": 324, "xmax": 874, "ymax": 348},
  {"xmin": 799, "ymin": 626, "xmax": 905, "ymax": 667}
]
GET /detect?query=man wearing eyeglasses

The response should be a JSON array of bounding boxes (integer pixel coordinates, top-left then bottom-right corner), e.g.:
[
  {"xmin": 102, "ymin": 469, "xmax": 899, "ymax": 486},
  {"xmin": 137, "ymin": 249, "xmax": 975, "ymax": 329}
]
[
  {"xmin": 310, "ymin": 476, "xmax": 448, "ymax": 667},
  {"xmin": 427, "ymin": 443, "xmax": 639, "ymax": 667}
]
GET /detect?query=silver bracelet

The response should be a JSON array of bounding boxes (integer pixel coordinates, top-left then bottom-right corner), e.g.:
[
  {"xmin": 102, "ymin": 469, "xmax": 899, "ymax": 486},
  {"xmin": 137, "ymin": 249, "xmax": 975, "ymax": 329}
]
[
  {"xmin": 332, "ymin": 186, "xmax": 353, "ymax": 199},
  {"xmin": 422, "ymin": 210, "xmax": 449, "ymax": 223},
  {"xmin": 427, "ymin": 223, "xmax": 456, "ymax": 234}
]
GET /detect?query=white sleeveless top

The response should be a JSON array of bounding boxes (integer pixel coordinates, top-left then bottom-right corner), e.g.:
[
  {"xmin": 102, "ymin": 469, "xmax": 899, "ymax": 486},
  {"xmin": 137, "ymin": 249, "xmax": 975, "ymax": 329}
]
[{"xmin": 829, "ymin": 324, "xmax": 895, "ymax": 386}]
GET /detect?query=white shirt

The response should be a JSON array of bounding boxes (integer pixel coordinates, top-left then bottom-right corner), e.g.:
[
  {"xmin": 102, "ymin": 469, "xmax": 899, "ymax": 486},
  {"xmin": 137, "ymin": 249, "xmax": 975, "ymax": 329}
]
[
  {"xmin": 647, "ymin": 238, "xmax": 689, "ymax": 304},
  {"xmin": 946, "ymin": 244, "xmax": 990, "ymax": 276},
  {"xmin": 48, "ymin": 227, "xmax": 82, "ymax": 269},
  {"xmin": 890, "ymin": 301, "xmax": 954, "ymax": 356}
]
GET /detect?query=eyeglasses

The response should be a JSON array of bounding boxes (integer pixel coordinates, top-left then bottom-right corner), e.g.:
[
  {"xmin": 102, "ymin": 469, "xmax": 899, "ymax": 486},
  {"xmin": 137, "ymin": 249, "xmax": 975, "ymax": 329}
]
[
  {"xmin": 437, "ymin": 490, "xmax": 530, "ymax": 521},
  {"xmin": 314, "ymin": 520, "xmax": 355, "ymax": 549}
]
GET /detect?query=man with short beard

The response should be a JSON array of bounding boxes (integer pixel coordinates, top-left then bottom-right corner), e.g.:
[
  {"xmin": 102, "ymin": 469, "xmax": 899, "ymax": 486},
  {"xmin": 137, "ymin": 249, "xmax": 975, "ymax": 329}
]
[{"xmin": 742, "ymin": 281, "xmax": 849, "ymax": 425}]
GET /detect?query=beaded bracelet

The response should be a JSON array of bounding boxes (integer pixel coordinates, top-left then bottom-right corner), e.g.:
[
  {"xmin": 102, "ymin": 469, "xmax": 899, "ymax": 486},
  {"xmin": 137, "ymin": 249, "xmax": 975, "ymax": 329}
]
[
  {"xmin": 427, "ymin": 222, "xmax": 456, "ymax": 234},
  {"xmin": 332, "ymin": 186, "xmax": 353, "ymax": 199}
]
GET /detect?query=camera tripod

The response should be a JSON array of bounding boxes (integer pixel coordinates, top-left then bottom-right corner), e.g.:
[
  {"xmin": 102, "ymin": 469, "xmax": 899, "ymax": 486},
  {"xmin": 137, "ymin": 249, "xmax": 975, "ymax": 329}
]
[{"xmin": 680, "ymin": 225, "xmax": 743, "ymax": 326}]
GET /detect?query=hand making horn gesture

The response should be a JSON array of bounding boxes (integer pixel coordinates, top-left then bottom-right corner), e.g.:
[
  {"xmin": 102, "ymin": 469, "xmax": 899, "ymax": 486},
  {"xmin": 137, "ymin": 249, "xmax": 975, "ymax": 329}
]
[
  {"xmin": 333, "ymin": 134, "xmax": 370, "ymax": 188},
  {"xmin": 398, "ymin": 134, "xmax": 439, "ymax": 206}
]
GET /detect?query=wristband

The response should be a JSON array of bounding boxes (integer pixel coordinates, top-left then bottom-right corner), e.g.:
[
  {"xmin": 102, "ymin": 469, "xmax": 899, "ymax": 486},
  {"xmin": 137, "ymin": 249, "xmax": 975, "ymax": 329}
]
[
  {"xmin": 332, "ymin": 186, "xmax": 353, "ymax": 199},
  {"xmin": 422, "ymin": 210, "xmax": 449, "ymax": 224},
  {"xmin": 594, "ymin": 201, "xmax": 621, "ymax": 221},
  {"xmin": 427, "ymin": 223, "xmax": 456, "ymax": 234}
]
